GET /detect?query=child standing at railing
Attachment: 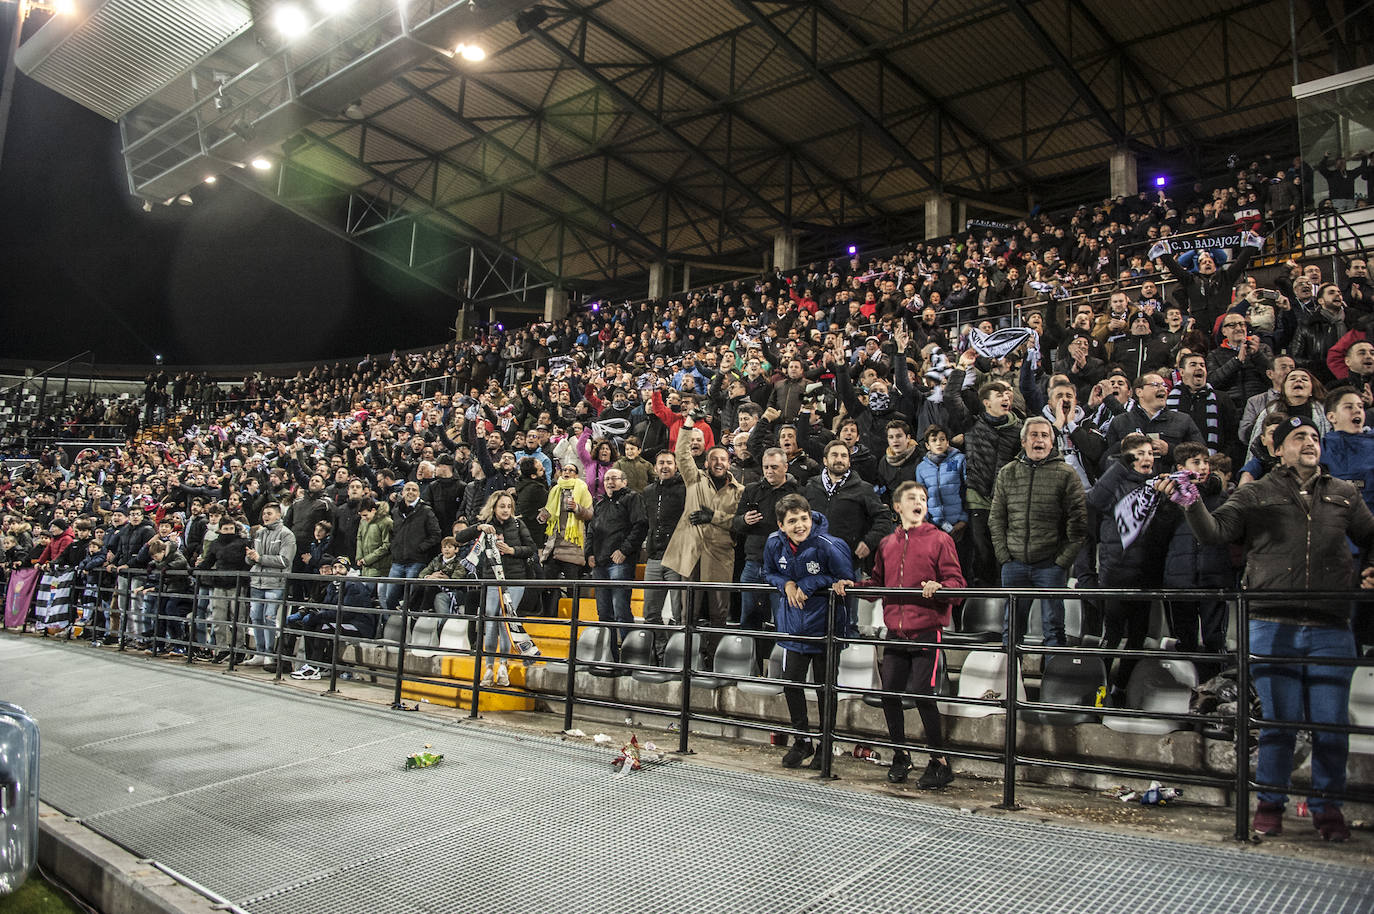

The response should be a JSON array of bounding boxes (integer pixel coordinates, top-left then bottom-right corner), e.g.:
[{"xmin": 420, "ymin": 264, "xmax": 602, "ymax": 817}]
[
  {"xmin": 763, "ymin": 494, "xmax": 853, "ymax": 770},
  {"xmin": 837, "ymin": 481, "xmax": 965, "ymax": 788}
]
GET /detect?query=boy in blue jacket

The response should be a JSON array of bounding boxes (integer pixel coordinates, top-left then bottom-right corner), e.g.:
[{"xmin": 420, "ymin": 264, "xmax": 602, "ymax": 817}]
[{"xmin": 763, "ymin": 493, "xmax": 855, "ymax": 769}]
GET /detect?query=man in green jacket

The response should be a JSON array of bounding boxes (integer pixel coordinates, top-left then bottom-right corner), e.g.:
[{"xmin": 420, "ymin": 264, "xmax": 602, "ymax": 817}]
[{"xmin": 989, "ymin": 417, "xmax": 1088, "ymax": 646}]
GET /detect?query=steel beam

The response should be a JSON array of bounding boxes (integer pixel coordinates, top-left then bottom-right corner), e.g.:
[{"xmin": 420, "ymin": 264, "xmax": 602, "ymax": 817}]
[
  {"xmin": 521, "ymin": 22, "xmax": 793, "ymax": 228},
  {"xmin": 1002, "ymin": 0, "xmax": 1129, "ymax": 146}
]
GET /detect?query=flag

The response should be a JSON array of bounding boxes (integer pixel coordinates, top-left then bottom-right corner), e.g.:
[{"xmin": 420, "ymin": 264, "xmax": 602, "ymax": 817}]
[{"xmin": 5, "ymin": 568, "xmax": 38, "ymax": 629}]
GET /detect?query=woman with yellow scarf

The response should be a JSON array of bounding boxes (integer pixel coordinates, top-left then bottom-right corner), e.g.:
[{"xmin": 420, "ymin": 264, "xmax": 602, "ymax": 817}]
[{"xmin": 538, "ymin": 461, "xmax": 594, "ymax": 583}]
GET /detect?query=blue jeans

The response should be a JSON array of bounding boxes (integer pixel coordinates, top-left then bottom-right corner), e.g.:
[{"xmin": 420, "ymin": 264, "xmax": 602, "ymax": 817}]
[
  {"xmin": 379, "ymin": 562, "xmax": 424, "ymax": 612},
  {"xmin": 1250, "ymin": 620, "xmax": 1356, "ymax": 813},
  {"xmin": 1000, "ymin": 560, "xmax": 1067, "ymax": 646},
  {"xmin": 249, "ymin": 587, "xmax": 284, "ymax": 656},
  {"xmin": 593, "ymin": 561, "xmax": 634, "ymax": 659},
  {"xmin": 740, "ymin": 560, "xmax": 780, "ymax": 631},
  {"xmin": 482, "ymin": 583, "xmax": 524, "ymax": 657}
]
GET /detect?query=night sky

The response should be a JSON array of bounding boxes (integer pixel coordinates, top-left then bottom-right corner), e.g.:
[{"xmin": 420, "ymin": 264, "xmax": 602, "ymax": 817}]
[{"xmin": 0, "ymin": 13, "xmax": 458, "ymax": 369}]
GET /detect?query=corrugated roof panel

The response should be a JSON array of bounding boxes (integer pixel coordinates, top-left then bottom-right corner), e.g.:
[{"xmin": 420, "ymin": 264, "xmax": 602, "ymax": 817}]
[
  {"xmin": 17, "ymin": 0, "xmax": 252, "ymax": 120},
  {"xmin": 598, "ymin": 0, "xmax": 750, "ymax": 62}
]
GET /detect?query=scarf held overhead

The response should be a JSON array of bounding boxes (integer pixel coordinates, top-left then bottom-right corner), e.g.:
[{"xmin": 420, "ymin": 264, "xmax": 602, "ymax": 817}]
[{"xmin": 968, "ymin": 326, "xmax": 1035, "ymax": 361}]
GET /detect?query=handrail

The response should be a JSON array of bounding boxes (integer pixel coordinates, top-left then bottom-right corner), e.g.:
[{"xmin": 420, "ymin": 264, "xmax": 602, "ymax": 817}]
[
  {"xmin": 10, "ymin": 566, "xmax": 1371, "ymax": 842},
  {"xmin": 0, "ymin": 351, "xmax": 94, "ymax": 395}
]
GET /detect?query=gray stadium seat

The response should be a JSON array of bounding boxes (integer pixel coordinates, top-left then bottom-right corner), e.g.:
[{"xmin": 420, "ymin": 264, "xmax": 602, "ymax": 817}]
[
  {"xmin": 938, "ymin": 650, "xmax": 1025, "ymax": 718},
  {"xmin": 1103, "ymin": 658, "xmax": 1198, "ymax": 735},
  {"xmin": 1348, "ymin": 666, "xmax": 1374, "ymax": 755},
  {"xmin": 737, "ymin": 643, "xmax": 785, "ymax": 697},
  {"xmin": 697, "ymin": 634, "xmax": 755, "ymax": 689},
  {"xmin": 1021, "ymin": 655, "xmax": 1106, "ymax": 727},
  {"xmin": 946, "ymin": 597, "xmax": 1003, "ymax": 644}
]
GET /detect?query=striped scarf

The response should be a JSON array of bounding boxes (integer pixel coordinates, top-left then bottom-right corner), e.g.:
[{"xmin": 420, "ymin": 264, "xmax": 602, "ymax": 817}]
[{"xmin": 1166, "ymin": 383, "xmax": 1221, "ymax": 452}]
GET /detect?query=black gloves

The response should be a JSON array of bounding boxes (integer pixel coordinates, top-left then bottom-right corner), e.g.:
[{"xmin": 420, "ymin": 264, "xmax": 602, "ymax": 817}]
[{"xmin": 689, "ymin": 508, "xmax": 713, "ymax": 526}]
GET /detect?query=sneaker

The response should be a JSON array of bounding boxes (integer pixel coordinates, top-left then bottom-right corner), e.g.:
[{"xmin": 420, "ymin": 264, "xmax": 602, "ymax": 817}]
[
  {"xmin": 809, "ymin": 746, "xmax": 826, "ymax": 770},
  {"xmin": 1313, "ymin": 807, "xmax": 1350, "ymax": 842},
  {"xmin": 480, "ymin": 667, "xmax": 494, "ymax": 686},
  {"xmin": 781, "ymin": 740, "xmax": 815, "ymax": 769},
  {"xmin": 167, "ymin": 647, "xmax": 187, "ymax": 658},
  {"xmin": 1252, "ymin": 801, "xmax": 1284, "ymax": 836},
  {"xmin": 290, "ymin": 666, "xmax": 322, "ymax": 681},
  {"xmin": 495, "ymin": 664, "xmax": 510, "ymax": 687},
  {"xmin": 89, "ymin": 639, "xmax": 105, "ymax": 648},
  {"xmin": 212, "ymin": 651, "xmax": 230, "ymax": 664},
  {"xmin": 917, "ymin": 759, "xmax": 954, "ymax": 789},
  {"xmin": 261, "ymin": 660, "xmax": 280, "ymax": 675},
  {"xmin": 887, "ymin": 751, "xmax": 913, "ymax": 784}
]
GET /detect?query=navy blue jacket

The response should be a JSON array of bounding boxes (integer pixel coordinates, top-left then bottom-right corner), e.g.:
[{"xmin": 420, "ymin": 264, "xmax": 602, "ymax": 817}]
[{"xmin": 763, "ymin": 513, "xmax": 855, "ymax": 654}]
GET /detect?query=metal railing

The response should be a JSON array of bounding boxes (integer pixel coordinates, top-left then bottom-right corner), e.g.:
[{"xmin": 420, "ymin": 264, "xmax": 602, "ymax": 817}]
[{"xmin": 6, "ymin": 567, "xmax": 1372, "ymax": 840}]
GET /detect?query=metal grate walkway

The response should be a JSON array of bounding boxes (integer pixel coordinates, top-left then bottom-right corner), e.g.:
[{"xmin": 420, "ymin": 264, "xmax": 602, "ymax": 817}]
[{"xmin": 2, "ymin": 637, "xmax": 1370, "ymax": 914}]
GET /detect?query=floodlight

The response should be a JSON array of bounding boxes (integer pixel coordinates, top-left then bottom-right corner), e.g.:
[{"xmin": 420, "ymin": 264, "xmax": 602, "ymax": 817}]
[
  {"xmin": 1155, "ymin": 176, "xmax": 1166, "ymax": 187},
  {"xmin": 455, "ymin": 43, "xmax": 485, "ymax": 61},
  {"xmin": 251, "ymin": 157, "xmax": 273, "ymax": 170},
  {"xmin": 848, "ymin": 245, "xmax": 857, "ymax": 255},
  {"xmin": 273, "ymin": 4, "xmax": 310, "ymax": 39},
  {"xmin": 204, "ymin": 175, "xmax": 217, "ymax": 184}
]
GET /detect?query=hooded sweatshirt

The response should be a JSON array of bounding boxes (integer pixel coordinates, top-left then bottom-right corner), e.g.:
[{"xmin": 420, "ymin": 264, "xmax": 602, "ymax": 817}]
[{"xmin": 864, "ymin": 522, "xmax": 966, "ymax": 637}]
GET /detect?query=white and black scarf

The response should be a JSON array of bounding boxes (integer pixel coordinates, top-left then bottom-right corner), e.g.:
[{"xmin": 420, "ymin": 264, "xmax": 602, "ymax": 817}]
[
  {"xmin": 821, "ymin": 469, "xmax": 849, "ymax": 497},
  {"xmin": 1166, "ymin": 383, "xmax": 1221, "ymax": 451}
]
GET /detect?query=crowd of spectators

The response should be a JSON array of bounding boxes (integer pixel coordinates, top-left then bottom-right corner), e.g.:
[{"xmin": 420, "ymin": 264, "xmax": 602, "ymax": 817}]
[{"xmin": 4, "ymin": 150, "xmax": 1374, "ymax": 836}]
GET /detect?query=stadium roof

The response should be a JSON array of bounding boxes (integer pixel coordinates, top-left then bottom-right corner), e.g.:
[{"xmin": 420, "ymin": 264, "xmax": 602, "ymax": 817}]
[{"xmin": 15, "ymin": 0, "xmax": 1344, "ymax": 309}]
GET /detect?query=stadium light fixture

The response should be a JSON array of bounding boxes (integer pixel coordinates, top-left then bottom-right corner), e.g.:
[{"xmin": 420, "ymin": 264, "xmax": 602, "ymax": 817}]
[
  {"xmin": 847, "ymin": 245, "xmax": 857, "ymax": 255},
  {"xmin": 455, "ymin": 43, "xmax": 486, "ymax": 62},
  {"xmin": 1155, "ymin": 176, "xmax": 1166, "ymax": 187},
  {"xmin": 251, "ymin": 157, "xmax": 273, "ymax": 170},
  {"xmin": 175, "ymin": 194, "xmax": 194, "ymax": 206},
  {"xmin": 204, "ymin": 175, "xmax": 217, "ymax": 184},
  {"xmin": 515, "ymin": 7, "xmax": 549, "ymax": 34},
  {"xmin": 53, "ymin": 0, "xmax": 77, "ymax": 14},
  {"xmin": 273, "ymin": 4, "xmax": 310, "ymax": 39}
]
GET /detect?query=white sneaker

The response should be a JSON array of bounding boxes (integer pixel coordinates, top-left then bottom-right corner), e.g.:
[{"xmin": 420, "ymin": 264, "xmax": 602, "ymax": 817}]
[
  {"xmin": 290, "ymin": 666, "xmax": 322, "ymax": 681},
  {"xmin": 495, "ymin": 664, "xmax": 510, "ymax": 687},
  {"xmin": 480, "ymin": 666, "xmax": 494, "ymax": 686}
]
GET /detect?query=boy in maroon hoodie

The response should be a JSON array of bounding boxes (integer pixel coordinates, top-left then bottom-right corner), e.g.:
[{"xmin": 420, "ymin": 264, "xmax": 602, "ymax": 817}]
[{"xmin": 839, "ymin": 480, "xmax": 964, "ymax": 787}]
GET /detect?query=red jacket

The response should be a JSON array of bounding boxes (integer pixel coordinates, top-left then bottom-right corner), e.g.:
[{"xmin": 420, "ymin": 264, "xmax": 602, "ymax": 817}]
[
  {"xmin": 864, "ymin": 523, "xmax": 964, "ymax": 637},
  {"xmin": 650, "ymin": 389, "xmax": 715, "ymax": 452},
  {"xmin": 38, "ymin": 527, "xmax": 75, "ymax": 566}
]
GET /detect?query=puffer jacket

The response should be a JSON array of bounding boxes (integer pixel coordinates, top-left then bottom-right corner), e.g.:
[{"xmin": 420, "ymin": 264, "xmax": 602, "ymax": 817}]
[
  {"xmin": 915, "ymin": 449, "xmax": 967, "ymax": 530},
  {"xmin": 1086, "ymin": 458, "xmax": 1168, "ymax": 585},
  {"xmin": 1159, "ymin": 477, "xmax": 1234, "ymax": 587},
  {"xmin": 355, "ymin": 501, "xmax": 393, "ymax": 578},
  {"xmin": 250, "ymin": 520, "xmax": 296, "ymax": 590},
  {"xmin": 1184, "ymin": 465, "xmax": 1374, "ymax": 626},
  {"xmin": 642, "ymin": 474, "xmax": 686, "ymax": 560},
  {"xmin": 961, "ymin": 412, "xmax": 1023, "ymax": 506},
  {"xmin": 1323, "ymin": 429, "xmax": 1374, "ymax": 512},
  {"xmin": 989, "ymin": 451, "xmax": 1087, "ymax": 570},
  {"xmin": 763, "ymin": 512, "xmax": 855, "ymax": 654},
  {"xmin": 865, "ymin": 522, "xmax": 965, "ymax": 636}
]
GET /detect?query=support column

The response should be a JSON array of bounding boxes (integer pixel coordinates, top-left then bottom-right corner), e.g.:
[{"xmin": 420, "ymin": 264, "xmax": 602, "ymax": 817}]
[
  {"xmin": 680, "ymin": 263, "xmax": 692, "ymax": 293},
  {"xmin": 772, "ymin": 231, "xmax": 799, "ymax": 272},
  {"xmin": 544, "ymin": 287, "xmax": 568, "ymax": 322},
  {"xmin": 648, "ymin": 262, "xmax": 668, "ymax": 300},
  {"xmin": 1110, "ymin": 148, "xmax": 1139, "ymax": 199},
  {"xmin": 924, "ymin": 194, "xmax": 953, "ymax": 240},
  {"xmin": 956, "ymin": 200, "xmax": 969, "ymax": 235}
]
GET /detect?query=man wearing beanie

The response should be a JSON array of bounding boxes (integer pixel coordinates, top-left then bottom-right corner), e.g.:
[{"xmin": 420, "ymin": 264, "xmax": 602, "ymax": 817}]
[{"xmin": 1158, "ymin": 414, "xmax": 1374, "ymax": 843}]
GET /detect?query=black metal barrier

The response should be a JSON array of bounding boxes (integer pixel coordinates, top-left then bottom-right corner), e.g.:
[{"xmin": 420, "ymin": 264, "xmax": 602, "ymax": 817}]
[{"xmin": 6, "ymin": 567, "xmax": 1373, "ymax": 841}]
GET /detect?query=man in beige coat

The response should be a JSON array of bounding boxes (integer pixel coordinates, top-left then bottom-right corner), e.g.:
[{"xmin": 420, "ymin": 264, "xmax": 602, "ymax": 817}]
[{"xmin": 663, "ymin": 416, "xmax": 743, "ymax": 663}]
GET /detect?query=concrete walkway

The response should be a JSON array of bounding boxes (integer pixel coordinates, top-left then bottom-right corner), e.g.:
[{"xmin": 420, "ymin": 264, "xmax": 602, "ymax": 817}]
[{"xmin": 3, "ymin": 636, "xmax": 1371, "ymax": 914}]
